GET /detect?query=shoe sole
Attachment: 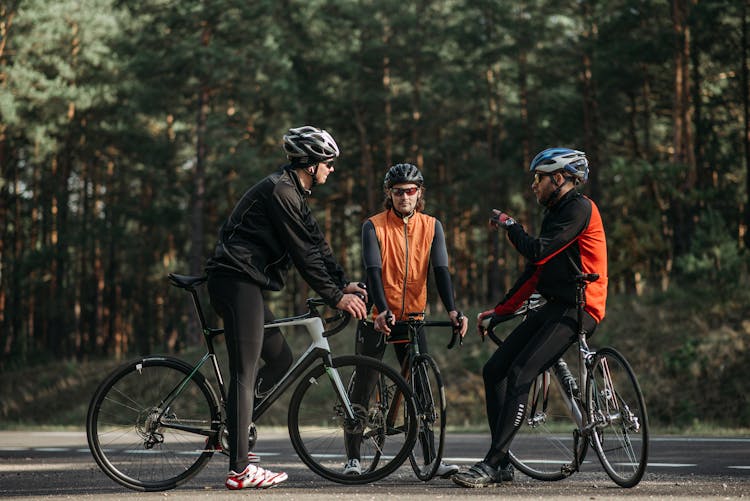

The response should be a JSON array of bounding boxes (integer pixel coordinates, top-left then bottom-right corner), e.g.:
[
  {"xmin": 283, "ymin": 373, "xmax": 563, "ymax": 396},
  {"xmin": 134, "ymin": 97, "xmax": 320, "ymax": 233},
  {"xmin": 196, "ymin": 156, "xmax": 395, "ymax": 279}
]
[
  {"xmin": 438, "ymin": 469, "xmax": 460, "ymax": 479},
  {"xmin": 452, "ymin": 476, "xmax": 502, "ymax": 488}
]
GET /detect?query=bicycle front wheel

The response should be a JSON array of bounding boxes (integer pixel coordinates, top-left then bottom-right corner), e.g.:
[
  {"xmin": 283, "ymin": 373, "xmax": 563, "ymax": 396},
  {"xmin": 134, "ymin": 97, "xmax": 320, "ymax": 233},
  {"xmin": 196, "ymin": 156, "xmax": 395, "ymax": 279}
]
[
  {"xmin": 586, "ymin": 347, "xmax": 649, "ymax": 488},
  {"xmin": 509, "ymin": 368, "xmax": 587, "ymax": 481},
  {"xmin": 408, "ymin": 354, "xmax": 446, "ymax": 481},
  {"xmin": 288, "ymin": 355, "xmax": 418, "ymax": 484},
  {"xmin": 86, "ymin": 357, "xmax": 221, "ymax": 491}
]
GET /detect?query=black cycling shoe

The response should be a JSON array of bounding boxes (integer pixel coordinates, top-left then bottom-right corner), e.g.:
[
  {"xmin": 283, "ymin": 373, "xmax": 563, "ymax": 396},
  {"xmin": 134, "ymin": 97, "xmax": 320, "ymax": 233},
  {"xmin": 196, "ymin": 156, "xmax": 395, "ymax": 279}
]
[
  {"xmin": 452, "ymin": 462, "xmax": 505, "ymax": 488},
  {"xmin": 497, "ymin": 461, "xmax": 514, "ymax": 482}
]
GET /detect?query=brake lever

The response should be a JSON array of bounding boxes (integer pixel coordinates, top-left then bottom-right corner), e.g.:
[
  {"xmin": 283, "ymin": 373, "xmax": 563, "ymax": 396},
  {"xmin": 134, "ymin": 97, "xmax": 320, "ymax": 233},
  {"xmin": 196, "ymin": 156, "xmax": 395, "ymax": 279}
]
[{"xmin": 447, "ymin": 312, "xmax": 465, "ymax": 349}]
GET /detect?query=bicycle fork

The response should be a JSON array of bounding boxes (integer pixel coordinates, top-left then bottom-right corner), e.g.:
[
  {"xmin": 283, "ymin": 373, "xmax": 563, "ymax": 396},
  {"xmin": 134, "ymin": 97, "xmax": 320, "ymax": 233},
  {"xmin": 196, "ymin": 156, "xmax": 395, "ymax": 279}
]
[{"xmin": 322, "ymin": 354, "xmax": 358, "ymax": 420}]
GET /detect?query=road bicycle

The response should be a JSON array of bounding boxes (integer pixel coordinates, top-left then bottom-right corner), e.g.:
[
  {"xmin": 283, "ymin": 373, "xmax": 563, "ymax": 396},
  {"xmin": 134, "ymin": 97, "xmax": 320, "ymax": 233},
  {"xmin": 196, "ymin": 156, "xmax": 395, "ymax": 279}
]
[
  {"xmin": 86, "ymin": 273, "xmax": 418, "ymax": 491},
  {"xmin": 482, "ymin": 274, "xmax": 649, "ymax": 488},
  {"xmin": 386, "ymin": 313, "xmax": 463, "ymax": 481}
]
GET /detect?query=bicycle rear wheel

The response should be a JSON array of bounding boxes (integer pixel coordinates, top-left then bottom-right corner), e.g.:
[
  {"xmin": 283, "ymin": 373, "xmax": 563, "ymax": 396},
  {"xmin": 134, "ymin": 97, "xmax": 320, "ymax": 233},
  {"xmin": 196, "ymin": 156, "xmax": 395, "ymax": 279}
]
[
  {"xmin": 508, "ymin": 366, "xmax": 587, "ymax": 481},
  {"xmin": 408, "ymin": 355, "xmax": 446, "ymax": 481},
  {"xmin": 586, "ymin": 347, "xmax": 649, "ymax": 488},
  {"xmin": 288, "ymin": 355, "xmax": 417, "ymax": 484},
  {"xmin": 86, "ymin": 357, "xmax": 220, "ymax": 491}
]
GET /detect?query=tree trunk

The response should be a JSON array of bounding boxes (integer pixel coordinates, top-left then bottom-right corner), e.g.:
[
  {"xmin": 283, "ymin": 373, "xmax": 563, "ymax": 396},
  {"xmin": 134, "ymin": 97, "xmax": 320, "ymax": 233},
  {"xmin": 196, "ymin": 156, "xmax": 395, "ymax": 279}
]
[
  {"xmin": 742, "ymin": 0, "xmax": 750, "ymax": 249},
  {"xmin": 580, "ymin": 0, "xmax": 601, "ymax": 202},
  {"xmin": 671, "ymin": 0, "xmax": 696, "ymax": 259},
  {"xmin": 188, "ymin": 22, "xmax": 212, "ymax": 345}
]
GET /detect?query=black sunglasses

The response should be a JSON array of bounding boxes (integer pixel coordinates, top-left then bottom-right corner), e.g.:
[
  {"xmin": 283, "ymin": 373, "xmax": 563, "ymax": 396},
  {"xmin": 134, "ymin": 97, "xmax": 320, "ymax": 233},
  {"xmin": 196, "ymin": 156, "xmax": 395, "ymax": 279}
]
[{"xmin": 533, "ymin": 173, "xmax": 553, "ymax": 184}]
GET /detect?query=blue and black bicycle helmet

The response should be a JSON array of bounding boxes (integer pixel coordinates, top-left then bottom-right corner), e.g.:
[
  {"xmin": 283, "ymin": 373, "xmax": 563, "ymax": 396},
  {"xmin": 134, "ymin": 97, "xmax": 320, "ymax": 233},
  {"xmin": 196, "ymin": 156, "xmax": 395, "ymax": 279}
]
[{"xmin": 530, "ymin": 148, "xmax": 589, "ymax": 184}]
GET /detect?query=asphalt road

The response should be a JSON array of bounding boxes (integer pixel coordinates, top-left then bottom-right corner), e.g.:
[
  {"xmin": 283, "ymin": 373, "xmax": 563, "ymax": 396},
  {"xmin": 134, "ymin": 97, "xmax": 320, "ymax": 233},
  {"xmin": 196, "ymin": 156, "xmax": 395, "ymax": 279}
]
[{"xmin": 1, "ymin": 430, "xmax": 749, "ymax": 500}]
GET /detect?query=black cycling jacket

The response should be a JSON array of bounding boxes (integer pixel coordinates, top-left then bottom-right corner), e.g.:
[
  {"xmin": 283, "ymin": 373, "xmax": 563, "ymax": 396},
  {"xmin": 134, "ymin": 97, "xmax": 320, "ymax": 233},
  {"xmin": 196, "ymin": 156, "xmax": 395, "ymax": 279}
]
[
  {"xmin": 205, "ymin": 165, "xmax": 348, "ymax": 307},
  {"xmin": 494, "ymin": 190, "xmax": 608, "ymax": 322}
]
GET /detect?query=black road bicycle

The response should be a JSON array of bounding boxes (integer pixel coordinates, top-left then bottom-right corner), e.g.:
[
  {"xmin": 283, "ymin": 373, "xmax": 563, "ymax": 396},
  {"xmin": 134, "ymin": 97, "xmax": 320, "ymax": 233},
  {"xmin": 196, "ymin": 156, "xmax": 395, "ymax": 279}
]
[
  {"xmin": 386, "ymin": 314, "xmax": 463, "ymax": 481},
  {"xmin": 482, "ymin": 274, "xmax": 649, "ymax": 488},
  {"xmin": 86, "ymin": 273, "xmax": 418, "ymax": 491}
]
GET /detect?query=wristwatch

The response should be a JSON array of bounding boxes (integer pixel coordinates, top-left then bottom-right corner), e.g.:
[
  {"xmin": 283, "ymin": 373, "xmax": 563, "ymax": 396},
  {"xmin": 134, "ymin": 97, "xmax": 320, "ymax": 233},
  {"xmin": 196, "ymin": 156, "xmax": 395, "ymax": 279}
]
[{"xmin": 502, "ymin": 217, "xmax": 516, "ymax": 228}]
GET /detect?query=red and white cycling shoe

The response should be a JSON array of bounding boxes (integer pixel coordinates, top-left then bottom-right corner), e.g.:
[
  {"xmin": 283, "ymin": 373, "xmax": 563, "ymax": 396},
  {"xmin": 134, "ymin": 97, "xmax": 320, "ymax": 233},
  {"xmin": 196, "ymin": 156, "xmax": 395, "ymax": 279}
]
[{"xmin": 225, "ymin": 464, "xmax": 288, "ymax": 489}]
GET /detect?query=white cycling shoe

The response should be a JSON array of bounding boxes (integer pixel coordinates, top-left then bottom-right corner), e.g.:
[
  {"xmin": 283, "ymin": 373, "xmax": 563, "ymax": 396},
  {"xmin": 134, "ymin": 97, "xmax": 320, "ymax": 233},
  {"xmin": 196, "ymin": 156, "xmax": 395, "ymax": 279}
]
[
  {"xmin": 343, "ymin": 458, "xmax": 362, "ymax": 475},
  {"xmin": 422, "ymin": 460, "xmax": 460, "ymax": 478}
]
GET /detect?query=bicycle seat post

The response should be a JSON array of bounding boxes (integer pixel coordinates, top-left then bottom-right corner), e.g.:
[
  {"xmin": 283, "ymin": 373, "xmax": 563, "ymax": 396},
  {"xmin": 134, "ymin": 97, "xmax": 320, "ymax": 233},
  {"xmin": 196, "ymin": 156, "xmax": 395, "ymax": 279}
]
[{"xmin": 187, "ymin": 287, "xmax": 209, "ymax": 335}]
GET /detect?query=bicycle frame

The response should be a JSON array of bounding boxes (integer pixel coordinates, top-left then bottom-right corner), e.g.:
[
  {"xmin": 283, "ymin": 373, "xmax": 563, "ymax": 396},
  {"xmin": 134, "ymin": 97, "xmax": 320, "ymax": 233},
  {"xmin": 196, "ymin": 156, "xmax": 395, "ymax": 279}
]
[
  {"xmin": 166, "ymin": 278, "xmax": 359, "ymax": 437},
  {"xmin": 388, "ymin": 318, "xmax": 453, "ymax": 370},
  {"xmin": 253, "ymin": 315, "xmax": 355, "ymax": 421},
  {"xmin": 486, "ymin": 275, "xmax": 648, "ymax": 486},
  {"xmin": 87, "ymin": 274, "xmax": 422, "ymax": 490}
]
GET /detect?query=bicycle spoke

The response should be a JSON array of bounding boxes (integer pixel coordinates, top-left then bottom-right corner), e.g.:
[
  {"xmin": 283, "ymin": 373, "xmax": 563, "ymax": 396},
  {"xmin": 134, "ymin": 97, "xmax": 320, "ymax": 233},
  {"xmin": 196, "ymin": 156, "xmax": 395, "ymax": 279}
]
[
  {"xmin": 407, "ymin": 356, "xmax": 446, "ymax": 481},
  {"xmin": 87, "ymin": 358, "xmax": 218, "ymax": 491},
  {"xmin": 288, "ymin": 356, "xmax": 417, "ymax": 485},
  {"xmin": 586, "ymin": 348, "xmax": 649, "ymax": 488},
  {"xmin": 509, "ymin": 355, "xmax": 587, "ymax": 482}
]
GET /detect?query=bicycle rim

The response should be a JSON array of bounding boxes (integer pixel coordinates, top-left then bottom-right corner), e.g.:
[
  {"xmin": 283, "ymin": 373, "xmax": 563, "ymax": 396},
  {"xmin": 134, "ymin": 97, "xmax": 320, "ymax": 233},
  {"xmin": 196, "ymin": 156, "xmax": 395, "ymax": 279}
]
[
  {"xmin": 288, "ymin": 355, "xmax": 417, "ymax": 485},
  {"xmin": 86, "ymin": 357, "xmax": 219, "ymax": 491},
  {"xmin": 408, "ymin": 355, "xmax": 446, "ymax": 481},
  {"xmin": 586, "ymin": 347, "xmax": 649, "ymax": 488},
  {"xmin": 509, "ymin": 368, "xmax": 587, "ymax": 481}
]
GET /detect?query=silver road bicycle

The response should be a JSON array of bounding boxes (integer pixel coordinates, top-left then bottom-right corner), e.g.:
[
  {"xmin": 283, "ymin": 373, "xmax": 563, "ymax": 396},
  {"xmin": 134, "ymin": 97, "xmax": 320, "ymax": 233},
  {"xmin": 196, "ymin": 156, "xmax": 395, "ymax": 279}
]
[{"xmin": 86, "ymin": 273, "xmax": 418, "ymax": 491}]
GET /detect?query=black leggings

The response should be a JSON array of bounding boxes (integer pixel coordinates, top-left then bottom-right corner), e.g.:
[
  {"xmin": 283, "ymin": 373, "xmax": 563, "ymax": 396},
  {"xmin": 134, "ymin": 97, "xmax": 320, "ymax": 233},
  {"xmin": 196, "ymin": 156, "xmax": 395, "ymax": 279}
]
[
  {"xmin": 345, "ymin": 321, "xmax": 430, "ymax": 460},
  {"xmin": 482, "ymin": 301, "xmax": 597, "ymax": 468},
  {"xmin": 207, "ymin": 274, "xmax": 292, "ymax": 472}
]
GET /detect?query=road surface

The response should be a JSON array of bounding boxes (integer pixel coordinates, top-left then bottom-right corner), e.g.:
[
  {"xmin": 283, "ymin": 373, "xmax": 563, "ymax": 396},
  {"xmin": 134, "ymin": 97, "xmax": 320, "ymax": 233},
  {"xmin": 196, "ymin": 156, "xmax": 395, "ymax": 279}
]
[{"xmin": 1, "ymin": 430, "xmax": 749, "ymax": 500}]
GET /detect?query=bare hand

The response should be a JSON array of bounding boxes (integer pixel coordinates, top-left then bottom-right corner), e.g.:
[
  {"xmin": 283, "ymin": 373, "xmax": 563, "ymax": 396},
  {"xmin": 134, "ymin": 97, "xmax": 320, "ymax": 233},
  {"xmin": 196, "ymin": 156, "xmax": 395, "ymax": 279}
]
[
  {"xmin": 476, "ymin": 309, "xmax": 493, "ymax": 337},
  {"xmin": 373, "ymin": 309, "xmax": 394, "ymax": 335},
  {"xmin": 342, "ymin": 282, "xmax": 368, "ymax": 303},
  {"xmin": 336, "ymin": 293, "xmax": 367, "ymax": 320},
  {"xmin": 449, "ymin": 310, "xmax": 468, "ymax": 338}
]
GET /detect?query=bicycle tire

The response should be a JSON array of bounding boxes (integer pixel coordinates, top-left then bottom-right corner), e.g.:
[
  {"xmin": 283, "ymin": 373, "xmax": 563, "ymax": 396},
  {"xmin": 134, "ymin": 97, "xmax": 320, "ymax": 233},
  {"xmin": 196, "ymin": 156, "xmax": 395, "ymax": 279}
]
[
  {"xmin": 86, "ymin": 357, "xmax": 220, "ymax": 491},
  {"xmin": 288, "ymin": 355, "xmax": 418, "ymax": 484},
  {"xmin": 586, "ymin": 347, "xmax": 649, "ymax": 488},
  {"xmin": 508, "ymin": 366, "xmax": 588, "ymax": 481},
  {"xmin": 407, "ymin": 354, "xmax": 446, "ymax": 481}
]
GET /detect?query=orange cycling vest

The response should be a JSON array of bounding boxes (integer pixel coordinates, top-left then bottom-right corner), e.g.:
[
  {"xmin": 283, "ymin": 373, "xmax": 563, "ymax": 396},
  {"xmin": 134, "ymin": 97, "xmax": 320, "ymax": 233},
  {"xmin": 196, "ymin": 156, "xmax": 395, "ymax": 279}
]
[{"xmin": 368, "ymin": 210, "xmax": 436, "ymax": 320}]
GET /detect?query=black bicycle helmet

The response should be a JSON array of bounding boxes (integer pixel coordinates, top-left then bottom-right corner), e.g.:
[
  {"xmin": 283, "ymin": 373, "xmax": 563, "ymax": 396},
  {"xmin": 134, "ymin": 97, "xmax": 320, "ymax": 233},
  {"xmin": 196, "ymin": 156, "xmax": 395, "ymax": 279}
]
[
  {"xmin": 282, "ymin": 126, "xmax": 340, "ymax": 164},
  {"xmin": 383, "ymin": 163, "xmax": 424, "ymax": 189}
]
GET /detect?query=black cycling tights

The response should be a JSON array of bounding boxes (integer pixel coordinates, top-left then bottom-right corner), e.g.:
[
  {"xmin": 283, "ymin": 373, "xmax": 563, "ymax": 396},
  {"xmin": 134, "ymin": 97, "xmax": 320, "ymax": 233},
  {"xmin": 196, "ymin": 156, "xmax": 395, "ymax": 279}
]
[
  {"xmin": 207, "ymin": 274, "xmax": 292, "ymax": 473},
  {"xmin": 344, "ymin": 322, "xmax": 429, "ymax": 460},
  {"xmin": 482, "ymin": 301, "xmax": 597, "ymax": 469}
]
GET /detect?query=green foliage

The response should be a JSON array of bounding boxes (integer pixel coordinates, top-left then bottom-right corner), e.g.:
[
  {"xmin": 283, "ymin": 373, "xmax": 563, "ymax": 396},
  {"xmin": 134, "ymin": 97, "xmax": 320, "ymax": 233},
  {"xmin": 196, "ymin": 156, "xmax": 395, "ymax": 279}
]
[
  {"xmin": 1, "ymin": 0, "xmax": 749, "ymax": 429},
  {"xmin": 675, "ymin": 210, "xmax": 749, "ymax": 296}
]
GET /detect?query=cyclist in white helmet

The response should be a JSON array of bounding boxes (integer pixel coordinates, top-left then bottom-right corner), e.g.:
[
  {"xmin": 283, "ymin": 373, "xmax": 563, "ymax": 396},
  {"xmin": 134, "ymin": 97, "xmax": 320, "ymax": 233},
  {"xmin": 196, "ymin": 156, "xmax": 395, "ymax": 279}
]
[{"xmin": 205, "ymin": 126, "xmax": 368, "ymax": 490}]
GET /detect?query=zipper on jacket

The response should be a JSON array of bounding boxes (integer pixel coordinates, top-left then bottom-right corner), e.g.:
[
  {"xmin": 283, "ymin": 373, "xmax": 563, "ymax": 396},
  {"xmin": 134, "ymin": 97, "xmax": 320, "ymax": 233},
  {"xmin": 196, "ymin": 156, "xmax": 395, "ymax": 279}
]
[{"xmin": 400, "ymin": 215, "xmax": 409, "ymax": 319}]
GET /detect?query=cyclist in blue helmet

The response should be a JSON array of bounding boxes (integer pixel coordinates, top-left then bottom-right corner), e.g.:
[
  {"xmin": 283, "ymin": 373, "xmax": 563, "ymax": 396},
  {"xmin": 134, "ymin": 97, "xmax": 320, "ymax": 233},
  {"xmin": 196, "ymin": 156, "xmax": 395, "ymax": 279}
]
[
  {"xmin": 454, "ymin": 147, "xmax": 607, "ymax": 488},
  {"xmin": 528, "ymin": 148, "xmax": 589, "ymax": 207}
]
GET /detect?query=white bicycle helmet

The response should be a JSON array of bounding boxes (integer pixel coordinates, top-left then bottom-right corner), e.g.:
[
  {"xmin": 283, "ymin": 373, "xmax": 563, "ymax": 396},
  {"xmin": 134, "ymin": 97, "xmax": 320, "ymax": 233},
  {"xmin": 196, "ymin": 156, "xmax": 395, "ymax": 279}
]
[
  {"xmin": 282, "ymin": 126, "xmax": 340, "ymax": 164},
  {"xmin": 529, "ymin": 147, "xmax": 589, "ymax": 184}
]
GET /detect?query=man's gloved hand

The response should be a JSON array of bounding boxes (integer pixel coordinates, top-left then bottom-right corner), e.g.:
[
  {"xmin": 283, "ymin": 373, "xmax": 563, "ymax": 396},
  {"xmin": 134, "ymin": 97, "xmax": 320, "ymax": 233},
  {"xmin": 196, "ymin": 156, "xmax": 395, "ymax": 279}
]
[{"xmin": 490, "ymin": 209, "xmax": 515, "ymax": 230}]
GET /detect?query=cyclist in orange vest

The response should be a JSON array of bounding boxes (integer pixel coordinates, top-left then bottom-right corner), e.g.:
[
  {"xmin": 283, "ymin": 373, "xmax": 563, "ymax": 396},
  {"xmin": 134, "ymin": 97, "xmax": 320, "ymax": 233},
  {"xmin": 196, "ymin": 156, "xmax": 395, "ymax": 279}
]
[
  {"xmin": 453, "ymin": 148, "xmax": 608, "ymax": 488},
  {"xmin": 343, "ymin": 163, "xmax": 468, "ymax": 478}
]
